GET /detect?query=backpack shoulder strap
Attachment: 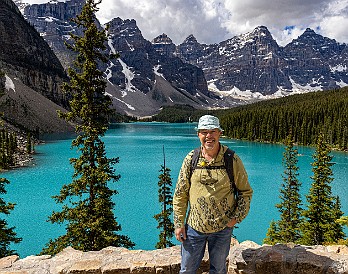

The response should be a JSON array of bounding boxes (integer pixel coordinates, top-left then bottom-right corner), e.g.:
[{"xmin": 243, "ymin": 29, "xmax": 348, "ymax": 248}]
[
  {"xmin": 224, "ymin": 148, "xmax": 237, "ymax": 194},
  {"xmin": 190, "ymin": 147, "xmax": 201, "ymax": 177}
]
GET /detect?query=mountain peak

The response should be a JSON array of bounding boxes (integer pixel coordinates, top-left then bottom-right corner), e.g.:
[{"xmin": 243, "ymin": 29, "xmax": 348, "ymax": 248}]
[
  {"xmin": 109, "ymin": 17, "xmax": 138, "ymax": 28},
  {"xmin": 298, "ymin": 28, "xmax": 319, "ymax": 39},
  {"xmin": 255, "ymin": 25, "xmax": 269, "ymax": 31},
  {"xmin": 182, "ymin": 34, "xmax": 198, "ymax": 44},
  {"xmin": 251, "ymin": 25, "xmax": 272, "ymax": 38},
  {"xmin": 295, "ymin": 27, "xmax": 338, "ymax": 46},
  {"xmin": 152, "ymin": 33, "xmax": 173, "ymax": 45},
  {"xmin": 303, "ymin": 28, "xmax": 316, "ymax": 34},
  {"xmin": 108, "ymin": 17, "xmax": 142, "ymax": 38}
]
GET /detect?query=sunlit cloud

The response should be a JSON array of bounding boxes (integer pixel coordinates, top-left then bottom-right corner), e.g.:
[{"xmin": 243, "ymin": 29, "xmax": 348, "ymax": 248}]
[{"xmin": 21, "ymin": 0, "xmax": 348, "ymax": 46}]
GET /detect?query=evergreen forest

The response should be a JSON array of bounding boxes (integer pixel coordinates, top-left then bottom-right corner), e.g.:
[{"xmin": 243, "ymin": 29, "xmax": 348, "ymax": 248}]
[
  {"xmin": 0, "ymin": 129, "xmax": 17, "ymax": 170},
  {"xmin": 220, "ymin": 87, "xmax": 348, "ymax": 151},
  {"xmin": 152, "ymin": 87, "xmax": 348, "ymax": 151}
]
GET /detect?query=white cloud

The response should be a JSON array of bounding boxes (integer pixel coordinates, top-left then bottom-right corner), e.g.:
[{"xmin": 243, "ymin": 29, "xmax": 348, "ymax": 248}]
[
  {"xmin": 21, "ymin": 0, "xmax": 348, "ymax": 46},
  {"xmin": 315, "ymin": 0, "xmax": 348, "ymax": 43}
]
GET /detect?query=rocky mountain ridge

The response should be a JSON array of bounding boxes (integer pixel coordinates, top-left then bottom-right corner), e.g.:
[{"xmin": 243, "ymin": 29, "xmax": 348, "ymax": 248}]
[
  {"xmin": 172, "ymin": 26, "xmax": 348, "ymax": 96},
  {"xmin": 18, "ymin": 0, "xmax": 218, "ymax": 117},
  {"xmin": 0, "ymin": 0, "xmax": 73, "ymax": 134},
  {"xmin": 18, "ymin": 0, "xmax": 85, "ymax": 69},
  {"xmin": 10, "ymin": 0, "xmax": 348, "ymax": 119},
  {"xmin": 104, "ymin": 17, "xmax": 216, "ymax": 116}
]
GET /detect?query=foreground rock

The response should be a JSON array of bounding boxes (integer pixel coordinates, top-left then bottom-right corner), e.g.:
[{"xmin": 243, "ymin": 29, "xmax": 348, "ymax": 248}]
[
  {"xmin": 0, "ymin": 241, "xmax": 347, "ymax": 274},
  {"xmin": 230, "ymin": 241, "xmax": 348, "ymax": 274}
]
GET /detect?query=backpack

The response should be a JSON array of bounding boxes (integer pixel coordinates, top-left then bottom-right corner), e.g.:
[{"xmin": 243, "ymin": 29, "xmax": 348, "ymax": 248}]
[{"xmin": 190, "ymin": 147, "xmax": 238, "ymax": 197}]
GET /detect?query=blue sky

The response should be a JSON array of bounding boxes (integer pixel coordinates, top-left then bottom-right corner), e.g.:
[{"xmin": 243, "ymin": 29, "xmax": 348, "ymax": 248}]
[{"xmin": 21, "ymin": 0, "xmax": 348, "ymax": 46}]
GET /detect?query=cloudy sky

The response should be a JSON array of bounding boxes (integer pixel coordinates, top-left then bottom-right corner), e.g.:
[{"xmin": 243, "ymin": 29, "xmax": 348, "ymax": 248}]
[{"xmin": 23, "ymin": 0, "xmax": 348, "ymax": 46}]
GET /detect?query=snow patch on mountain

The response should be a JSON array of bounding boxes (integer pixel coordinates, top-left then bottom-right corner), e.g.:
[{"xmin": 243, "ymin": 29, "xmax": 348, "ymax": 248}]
[
  {"xmin": 115, "ymin": 97, "xmax": 135, "ymax": 110},
  {"xmin": 125, "ymin": 39, "xmax": 135, "ymax": 51},
  {"xmin": 105, "ymin": 92, "xmax": 135, "ymax": 110},
  {"xmin": 118, "ymin": 58, "xmax": 137, "ymax": 96},
  {"xmin": 208, "ymin": 80, "xmax": 263, "ymax": 100},
  {"xmin": 289, "ymin": 77, "xmax": 323, "ymax": 92},
  {"xmin": 330, "ymin": 64, "xmax": 347, "ymax": 72},
  {"xmin": 108, "ymin": 36, "xmax": 116, "ymax": 54},
  {"xmin": 104, "ymin": 40, "xmax": 139, "ymax": 97},
  {"xmin": 105, "ymin": 61, "xmax": 115, "ymax": 84},
  {"xmin": 336, "ymin": 80, "xmax": 348, "ymax": 87},
  {"xmin": 208, "ymin": 76, "xmax": 328, "ymax": 103},
  {"xmin": 153, "ymin": 65, "xmax": 165, "ymax": 79},
  {"xmin": 42, "ymin": 16, "xmax": 57, "ymax": 23},
  {"xmin": 5, "ymin": 74, "xmax": 15, "ymax": 92}
]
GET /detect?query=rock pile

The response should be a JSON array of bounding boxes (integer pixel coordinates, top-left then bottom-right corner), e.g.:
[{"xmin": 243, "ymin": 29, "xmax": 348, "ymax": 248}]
[
  {"xmin": 0, "ymin": 241, "xmax": 347, "ymax": 274},
  {"xmin": 230, "ymin": 241, "xmax": 348, "ymax": 274}
]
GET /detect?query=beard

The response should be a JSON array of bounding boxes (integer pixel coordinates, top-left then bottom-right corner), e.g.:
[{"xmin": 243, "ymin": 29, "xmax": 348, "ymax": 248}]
[{"xmin": 203, "ymin": 138, "xmax": 217, "ymax": 150}]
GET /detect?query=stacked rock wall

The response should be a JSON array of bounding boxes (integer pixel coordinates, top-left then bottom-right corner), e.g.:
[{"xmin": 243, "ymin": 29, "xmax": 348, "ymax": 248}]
[{"xmin": 0, "ymin": 241, "xmax": 347, "ymax": 274}]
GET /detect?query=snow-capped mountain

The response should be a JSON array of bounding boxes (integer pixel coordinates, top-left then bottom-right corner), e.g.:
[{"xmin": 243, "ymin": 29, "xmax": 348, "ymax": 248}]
[
  {"xmin": 102, "ymin": 17, "xmax": 216, "ymax": 117},
  {"xmin": 11, "ymin": 0, "xmax": 348, "ymax": 118},
  {"xmin": 19, "ymin": 0, "xmax": 219, "ymax": 117},
  {"xmin": 174, "ymin": 26, "xmax": 348, "ymax": 99}
]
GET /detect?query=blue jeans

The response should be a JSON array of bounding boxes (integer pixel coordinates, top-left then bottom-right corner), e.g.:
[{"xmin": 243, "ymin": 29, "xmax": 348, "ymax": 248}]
[{"xmin": 180, "ymin": 225, "xmax": 233, "ymax": 274}]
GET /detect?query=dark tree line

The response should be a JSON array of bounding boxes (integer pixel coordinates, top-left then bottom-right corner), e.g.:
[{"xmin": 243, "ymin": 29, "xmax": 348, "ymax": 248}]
[
  {"xmin": 219, "ymin": 88, "xmax": 348, "ymax": 151},
  {"xmin": 151, "ymin": 88, "xmax": 348, "ymax": 151},
  {"xmin": 150, "ymin": 105, "xmax": 199, "ymax": 123},
  {"xmin": 0, "ymin": 129, "xmax": 17, "ymax": 170}
]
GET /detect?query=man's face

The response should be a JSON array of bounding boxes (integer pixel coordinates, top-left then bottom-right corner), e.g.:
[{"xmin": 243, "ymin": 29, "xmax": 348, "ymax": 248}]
[{"xmin": 198, "ymin": 128, "xmax": 222, "ymax": 151}]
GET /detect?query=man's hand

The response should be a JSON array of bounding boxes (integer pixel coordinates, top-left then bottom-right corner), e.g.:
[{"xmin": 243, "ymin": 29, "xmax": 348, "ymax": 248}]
[
  {"xmin": 227, "ymin": 218, "xmax": 237, "ymax": 228},
  {"xmin": 175, "ymin": 227, "xmax": 186, "ymax": 242}
]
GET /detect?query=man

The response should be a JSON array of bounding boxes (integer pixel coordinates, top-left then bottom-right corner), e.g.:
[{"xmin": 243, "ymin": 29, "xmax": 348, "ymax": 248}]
[{"xmin": 173, "ymin": 115, "xmax": 253, "ymax": 274}]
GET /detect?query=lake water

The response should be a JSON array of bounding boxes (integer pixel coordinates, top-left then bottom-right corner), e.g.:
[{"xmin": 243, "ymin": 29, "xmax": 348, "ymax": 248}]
[{"xmin": 3, "ymin": 122, "xmax": 348, "ymax": 258}]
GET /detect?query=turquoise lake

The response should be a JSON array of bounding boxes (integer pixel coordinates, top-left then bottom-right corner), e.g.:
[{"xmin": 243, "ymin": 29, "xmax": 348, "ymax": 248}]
[{"xmin": 3, "ymin": 122, "xmax": 348, "ymax": 258}]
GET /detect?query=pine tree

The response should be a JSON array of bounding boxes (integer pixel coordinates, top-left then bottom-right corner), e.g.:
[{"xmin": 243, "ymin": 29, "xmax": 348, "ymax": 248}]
[
  {"xmin": 331, "ymin": 196, "xmax": 346, "ymax": 241},
  {"xmin": 0, "ymin": 178, "xmax": 22, "ymax": 257},
  {"xmin": 264, "ymin": 134, "xmax": 302, "ymax": 244},
  {"xmin": 264, "ymin": 220, "xmax": 280, "ymax": 245},
  {"xmin": 153, "ymin": 146, "xmax": 174, "ymax": 249},
  {"xmin": 337, "ymin": 216, "xmax": 348, "ymax": 227},
  {"xmin": 26, "ymin": 132, "xmax": 32, "ymax": 154},
  {"xmin": 41, "ymin": 0, "xmax": 134, "ymax": 255},
  {"xmin": 300, "ymin": 133, "xmax": 344, "ymax": 245},
  {"xmin": 0, "ymin": 130, "xmax": 17, "ymax": 169}
]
